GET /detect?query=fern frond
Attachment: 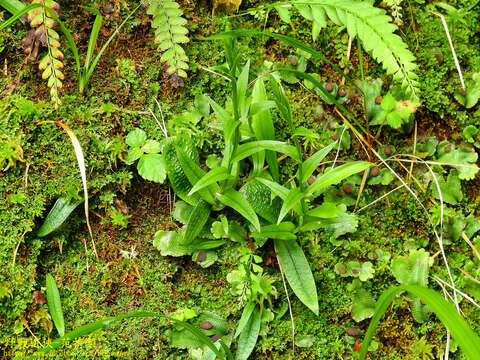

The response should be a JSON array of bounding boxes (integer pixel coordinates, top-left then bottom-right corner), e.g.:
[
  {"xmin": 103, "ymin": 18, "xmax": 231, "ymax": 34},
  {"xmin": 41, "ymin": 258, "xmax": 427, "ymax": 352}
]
[
  {"xmin": 384, "ymin": 0, "xmax": 404, "ymax": 26},
  {"xmin": 24, "ymin": 0, "xmax": 64, "ymax": 108},
  {"xmin": 147, "ymin": 0, "xmax": 189, "ymax": 86},
  {"xmin": 273, "ymin": 1, "xmax": 419, "ymax": 98}
]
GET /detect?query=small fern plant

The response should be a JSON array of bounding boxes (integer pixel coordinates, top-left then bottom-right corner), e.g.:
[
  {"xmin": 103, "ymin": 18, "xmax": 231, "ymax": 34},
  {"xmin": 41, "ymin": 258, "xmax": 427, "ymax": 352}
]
[
  {"xmin": 25, "ymin": 0, "xmax": 64, "ymax": 108},
  {"xmin": 272, "ymin": 0, "xmax": 419, "ymax": 98},
  {"xmin": 147, "ymin": 0, "xmax": 189, "ymax": 87}
]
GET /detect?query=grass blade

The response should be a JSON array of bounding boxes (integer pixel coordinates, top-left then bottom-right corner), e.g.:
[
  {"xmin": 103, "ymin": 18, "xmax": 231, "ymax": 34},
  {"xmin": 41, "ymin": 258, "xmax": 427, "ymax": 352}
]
[
  {"xmin": 360, "ymin": 285, "xmax": 480, "ymax": 360},
  {"xmin": 0, "ymin": 0, "xmax": 25, "ymax": 15},
  {"xmin": 79, "ymin": 6, "xmax": 103, "ymax": 74},
  {"xmin": 45, "ymin": 274, "xmax": 65, "ymax": 337},
  {"xmin": 308, "ymin": 161, "xmax": 371, "ymax": 195},
  {"xmin": 85, "ymin": 4, "xmax": 141, "ymax": 84}
]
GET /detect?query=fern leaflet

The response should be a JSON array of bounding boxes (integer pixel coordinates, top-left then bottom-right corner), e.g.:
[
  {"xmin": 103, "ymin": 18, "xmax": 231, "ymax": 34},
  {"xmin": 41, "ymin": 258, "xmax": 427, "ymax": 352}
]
[
  {"xmin": 147, "ymin": 0, "xmax": 189, "ymax": 87},
  {"xmin": 273, "ymin": 0, "xmax": 419, "ymax": 98}
]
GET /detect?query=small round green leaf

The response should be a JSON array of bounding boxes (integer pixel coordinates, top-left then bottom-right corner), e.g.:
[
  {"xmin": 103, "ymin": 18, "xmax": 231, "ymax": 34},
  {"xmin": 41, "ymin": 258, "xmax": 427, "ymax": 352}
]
[
  {"xmin": 126, "ymin": 128, "xmax": 147, "ymax": 147},
  {"xmin": 137, "ymin": 154, "xmax": 166, "ymax": 183}
]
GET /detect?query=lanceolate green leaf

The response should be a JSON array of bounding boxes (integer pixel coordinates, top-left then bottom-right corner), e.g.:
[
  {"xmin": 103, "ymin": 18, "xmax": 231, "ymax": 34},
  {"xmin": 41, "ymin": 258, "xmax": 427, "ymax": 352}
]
[
  {"xmin": 236, "ymin": 307, "xmax": 262, "ymax": 360},
  {"xmin": 188, "ymin": 167, "xmax": 233, "ymax": 196},
  {"xmin": 308, "ymin": 162, "xmax": 371, "ymax": 195},
  {"xmin": 233, "ymin": 141, "xmax": 301, "ymax": 163},
  {"xmin": 216, "ymin": 189, "xmax": 261, "ymax": 231},
  {"xmin": 234, "ymin": 301, "xmax": 256, "ymax": 338},
  {"xmin": 182, "ymin": 201, "xmax": 211, "ymax": 245},
  {"xmin": 275, "ymin": 239, "xmax": 319, "ymax": 315},
  {"xmin": 277, "ymin": 188, "xmax": 305, "ymax": 224},
  {"xmin": 251, "ymin": 79, "xmax": 279, "ymax": 181},
  {"xmin": 37, "ymin": 197, "xmax": 83, "ymax": 237},
  {"xmin": 360, "ymin": 285, "xmax": 480, "ymax": 360},
  {"xmin": 300, "ymin": 142, "xmax": 336, "ymax": 183},
  {"xmin": 45, "ymin": 274, "xmax": 65, "ymax": 337}
]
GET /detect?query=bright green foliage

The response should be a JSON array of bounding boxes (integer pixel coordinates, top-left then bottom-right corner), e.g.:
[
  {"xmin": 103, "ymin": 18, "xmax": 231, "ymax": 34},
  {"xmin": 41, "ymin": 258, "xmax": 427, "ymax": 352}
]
[
  {"xmin": 37, "ymin": 197, "xmax": 83, "ymax": 237},
  {"xmin": 273, "ymin": 0, "xmax": 419, "ymax": 98},
  {"xmin": 360, "ymin": 285, "xmax": 480, "ymax": 360},
  {"xmin": 431, "ymin": 170, "xmax": 463, "ymax": 205},
  {"xmin": 45, "ymin": 274, "xmax": 65, "ymax": 337},
  {"xmin": 276, "ymin": 239, "xmax": 318, "ymax": 315},
  {"xmin": 147, "ymin": 0, "xmax": 189, "ymax": 84},
  {"xmin": 455, "ymin": 73, "xmax": 480, "ymax": 108},
  {"xmin": 435, "ymin": 141, "xmax": 479, "ymax": 180},
  {"xmin": 349, "ymin": 280, "xmax": 376, "ymax": 322},
  {"xmin": 125, "ymin": 128, "xmax": 167, "ymax": 184},
  {"xmin": 370, "ymin": 92, "xmax": 418, "ymax": 129},
  {"xmin": 391, "ymin": 249, "xmax": 432, "ymax": 322}
]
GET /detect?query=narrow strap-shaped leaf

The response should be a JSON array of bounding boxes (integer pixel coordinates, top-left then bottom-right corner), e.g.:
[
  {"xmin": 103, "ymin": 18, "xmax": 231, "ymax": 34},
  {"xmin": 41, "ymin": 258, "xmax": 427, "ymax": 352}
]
[
  {"xmin": 251, "ymin": 222, "xmax": 297, "ymax": 241},
  {"xmin": 234, "ymin": 301, "xmax": 256, "ymax": 338},
  {"xmin": 0, "ymin": 0, "xmax": 25, "ymax": 15},
  {"xmin": 275, "ymin": 239, "xmax": 319, "ymax": 315},
  {"xmin": 251, "ymin": 79, "xmax": 279, "ymax": 181},
  {"xmin": 300, "ymin": 141, "xmax": 336, "ymax": 183},
  {"xmin": 216, "ymin": 189, "xmax": 260, "ymax": 231},
  {"xmin": 79, "ymin": 6, "xmax": 103, "ymax": 74},
  {"xmin": 182, "ymin": 201, "xmax": 211, "ymax": 245},
  {"xmin": 235, "ymin": 307, "xmax": 262, "ymax": 360},
  {"xmin": 277, "ymin": 188, "xmax": 305, "ymax": 224},
  {"xmin": 188, "ymin": 167, "xmax": 233, "ymax": 196},
  {"xmin": 85, "ymin": 4, "xmax": 141, "ymax": 83},
  {"xmin": 46, "ymin": 274, "xmax": 65, "ymax": 337},
  {"xmin": 308, "ymin": 162, "xmax": 371, "ymax": 195},
  {"xmin": 233, "ymin": 140, "xmax": 300, "ymax": 163},
  {"xmin": 360, "ymin": 285, "xmax": 480, "ymax": 360}
]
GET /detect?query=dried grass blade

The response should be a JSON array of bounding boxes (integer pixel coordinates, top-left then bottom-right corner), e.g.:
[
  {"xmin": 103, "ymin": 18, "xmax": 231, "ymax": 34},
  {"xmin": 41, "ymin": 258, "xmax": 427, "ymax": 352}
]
[{"xmin": 38, "ymin": 121, "xmax": 98, "ymax": 260}]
